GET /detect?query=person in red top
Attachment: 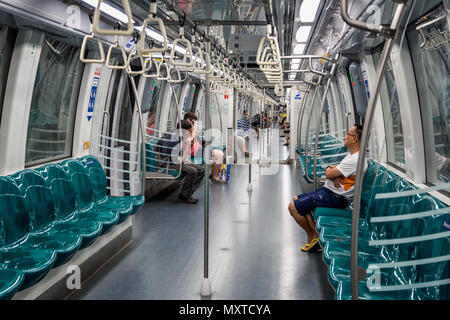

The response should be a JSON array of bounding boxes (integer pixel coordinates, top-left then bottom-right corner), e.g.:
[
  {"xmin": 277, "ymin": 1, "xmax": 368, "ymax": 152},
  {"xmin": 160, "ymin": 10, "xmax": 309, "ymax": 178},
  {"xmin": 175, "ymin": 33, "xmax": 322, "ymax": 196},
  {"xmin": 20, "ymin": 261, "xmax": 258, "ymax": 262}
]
[{"xmin": 146, "ymin": 113, "xmax": 155, "ymax": 136}]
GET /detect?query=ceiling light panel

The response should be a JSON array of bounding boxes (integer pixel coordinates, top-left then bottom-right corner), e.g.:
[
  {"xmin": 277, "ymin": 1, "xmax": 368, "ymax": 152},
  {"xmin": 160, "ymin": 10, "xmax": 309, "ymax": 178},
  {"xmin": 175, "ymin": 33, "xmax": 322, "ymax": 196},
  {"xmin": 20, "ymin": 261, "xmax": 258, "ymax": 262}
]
[
  {"xmin": 293, "ymin": 44, "xmax": 306, "ymax": 55},
  {"xmin": 296, "ymin": 26, "xmax": 312, "ymax": 43},
  {"xmin": 299, "ymin": 0, "xmax": 321, "ymax": 23}
]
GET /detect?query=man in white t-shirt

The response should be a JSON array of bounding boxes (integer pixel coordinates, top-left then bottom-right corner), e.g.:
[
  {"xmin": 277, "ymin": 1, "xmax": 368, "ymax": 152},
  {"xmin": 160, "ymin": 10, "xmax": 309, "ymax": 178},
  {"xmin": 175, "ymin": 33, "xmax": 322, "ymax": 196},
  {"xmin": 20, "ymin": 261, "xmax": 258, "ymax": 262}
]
[{"xmin": 288, "ymin": 125, "xmax": 364, "ymax": 252}]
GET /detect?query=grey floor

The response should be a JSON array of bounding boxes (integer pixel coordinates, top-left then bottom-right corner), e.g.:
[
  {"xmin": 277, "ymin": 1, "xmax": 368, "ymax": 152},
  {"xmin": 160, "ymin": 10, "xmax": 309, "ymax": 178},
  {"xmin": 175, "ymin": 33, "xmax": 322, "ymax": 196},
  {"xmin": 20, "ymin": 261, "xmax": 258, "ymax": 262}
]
[{"xmin": 68, "ymin": 135, "xmax": 333, "ymax": 300}]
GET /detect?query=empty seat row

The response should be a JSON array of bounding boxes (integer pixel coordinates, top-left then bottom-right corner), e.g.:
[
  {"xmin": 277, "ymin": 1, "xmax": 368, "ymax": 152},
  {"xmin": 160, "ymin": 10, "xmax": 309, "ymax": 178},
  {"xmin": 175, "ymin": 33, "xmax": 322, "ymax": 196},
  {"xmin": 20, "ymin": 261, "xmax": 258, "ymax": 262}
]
[
  {"xmin": 313, "ymin": 161, "xmax": 450, "ymax": 300},
  {"xmin": 0, "ymin": 156, "xmax": 144, "ymax": 300},
  {"xmin": 298, "ymin": 136, "xmax": 346, "ymax": 183}
]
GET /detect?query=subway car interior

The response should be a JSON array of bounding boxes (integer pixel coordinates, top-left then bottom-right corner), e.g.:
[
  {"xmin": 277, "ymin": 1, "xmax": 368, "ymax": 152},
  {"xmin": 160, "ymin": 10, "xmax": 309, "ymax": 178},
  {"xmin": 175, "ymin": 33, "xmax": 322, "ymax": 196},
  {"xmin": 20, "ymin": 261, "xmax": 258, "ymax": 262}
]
[{"xmin": 0, "ymin": 0, "xmax": 448, "ymax": 301}]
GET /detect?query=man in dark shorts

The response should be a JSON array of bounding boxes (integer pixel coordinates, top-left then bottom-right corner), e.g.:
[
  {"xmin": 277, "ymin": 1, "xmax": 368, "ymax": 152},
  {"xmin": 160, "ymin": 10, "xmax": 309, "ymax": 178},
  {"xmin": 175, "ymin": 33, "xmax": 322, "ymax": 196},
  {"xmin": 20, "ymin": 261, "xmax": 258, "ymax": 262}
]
[{"xmin": 288, "ymin": 125, "xmax": 364, "ymax": 252}]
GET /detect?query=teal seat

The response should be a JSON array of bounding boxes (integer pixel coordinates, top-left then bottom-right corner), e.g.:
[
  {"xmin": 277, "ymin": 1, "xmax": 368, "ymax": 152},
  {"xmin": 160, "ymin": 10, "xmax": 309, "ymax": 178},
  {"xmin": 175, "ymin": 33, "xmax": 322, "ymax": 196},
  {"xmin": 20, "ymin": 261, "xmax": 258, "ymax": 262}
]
[
  {"xmin": 11, "ymin": 170, "xmax": 47, "ymax": 192},
  {"xmin": 0, "ymin": 270, "xmax": 24, "ymax": 300},
  {"xmin": 0, "ymin": 194, "xmax": 57, "ymax": 290},
  {"xmin": 331, "ymin": 196, "xmax": 448, "ymax": 299},
  {"xmin": 70, "ymin": 172, "xmax": 129, "ymax": 227},
  {"xmin": 62, "ymin": 159, "xmax": 89, "ymax": 176},
  {"xmin": 81, "ymin": 156, "xmax": 144, "ymax": 215},
  {"xmin": 22, "ymin": 185, "xmax": 83, "ymax": 267},
  {"xmin": 38, "ymin": 164, "xmax": 69, "ymax": 183},
  {"xmin": 0, "ymin": 177, "xmax": 21, "ymax": 195},
  {"xmin": 49, "ymin": 179, "xmax": 103, "ymax": 248}
]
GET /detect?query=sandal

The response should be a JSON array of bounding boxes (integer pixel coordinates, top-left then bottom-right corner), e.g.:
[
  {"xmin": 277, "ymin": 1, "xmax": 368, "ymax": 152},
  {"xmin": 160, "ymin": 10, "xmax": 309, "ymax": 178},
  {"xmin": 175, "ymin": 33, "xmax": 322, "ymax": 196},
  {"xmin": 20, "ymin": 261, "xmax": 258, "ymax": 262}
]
[{"xmin": 300, "ymin": 238, "xmax": 319, "ymax": 252}]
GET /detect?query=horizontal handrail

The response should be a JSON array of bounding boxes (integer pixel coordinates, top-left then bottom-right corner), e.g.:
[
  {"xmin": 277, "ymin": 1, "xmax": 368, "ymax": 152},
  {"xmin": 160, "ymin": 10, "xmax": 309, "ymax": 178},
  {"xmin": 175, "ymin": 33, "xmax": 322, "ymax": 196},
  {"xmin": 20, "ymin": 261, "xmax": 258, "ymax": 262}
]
[
  {"xmin": 370, "ymin": 207, "xmax": 450, "ymax": 223},
  {"xmin": 340, "ymin": 0, "xmax": 396, "ymax": 38},
  {"xmin": 367, "ymin": 278, "xmax": 450, "ymax": 292},
  {"xmin": 368, "ymin": 231, "xmax": 450, "ymax": 246},
  {"xmin": 375, "ymin": 183, "xmax": 450, "ymax": 199},
  {"xmin": 99, "ymin": 134, "xmax": 137, "ymax": 145}
]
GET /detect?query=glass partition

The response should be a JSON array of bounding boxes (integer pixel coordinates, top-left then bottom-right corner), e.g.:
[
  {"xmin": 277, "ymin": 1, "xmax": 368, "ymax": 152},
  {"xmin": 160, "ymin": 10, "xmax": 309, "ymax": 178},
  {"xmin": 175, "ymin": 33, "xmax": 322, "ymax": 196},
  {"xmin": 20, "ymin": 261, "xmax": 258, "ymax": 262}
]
[
  {"xmin": 408, "ymin": 5, "xmax": 450, "ymax": 185},
  {"xmin": 166, "ymin": 83, "xmax": 182, "ymax": 133},
  {"xmin": 25, "ymin": 38, "xmax": 83, "ymax": 166},
  {"xmin": 373, "ymin": 45, "xmax": 406, "ymax": 168}
]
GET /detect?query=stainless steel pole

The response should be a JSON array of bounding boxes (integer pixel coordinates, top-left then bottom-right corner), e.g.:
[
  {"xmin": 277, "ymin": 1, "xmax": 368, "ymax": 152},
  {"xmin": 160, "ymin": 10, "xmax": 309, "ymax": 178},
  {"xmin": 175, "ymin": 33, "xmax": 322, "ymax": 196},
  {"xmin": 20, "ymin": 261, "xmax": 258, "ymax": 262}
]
[
  {"xmin": 313, "ymin": 62, "xmax": 338, "ymax": 189},
  {"xmin": 349, "ymin": 2, "xmax": 408, "ymax": 300},
  {"xmin": 303, "ymin": 85, "xmax": 321, "ymax": 183},
  {"xmin": 201, "ymin": 26, "xmax": 212, "ymax": 297}
]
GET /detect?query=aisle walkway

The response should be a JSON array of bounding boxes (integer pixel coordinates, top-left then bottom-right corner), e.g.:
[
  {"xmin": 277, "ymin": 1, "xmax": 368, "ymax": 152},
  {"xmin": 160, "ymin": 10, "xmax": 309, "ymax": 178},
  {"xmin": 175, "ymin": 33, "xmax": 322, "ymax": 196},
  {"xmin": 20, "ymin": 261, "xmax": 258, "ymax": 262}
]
[{"xmin": 68, "ymin": 164, "xmax": 333, "ymax": 300}]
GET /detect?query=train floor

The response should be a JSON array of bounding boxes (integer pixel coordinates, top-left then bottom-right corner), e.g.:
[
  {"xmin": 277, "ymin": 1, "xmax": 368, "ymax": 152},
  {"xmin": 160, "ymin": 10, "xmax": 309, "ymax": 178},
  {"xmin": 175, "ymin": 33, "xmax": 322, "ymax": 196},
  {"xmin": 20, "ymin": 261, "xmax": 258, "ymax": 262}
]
[{"xmin": 67, "ymin": 140, "xmax": 334, "ymax": 300}]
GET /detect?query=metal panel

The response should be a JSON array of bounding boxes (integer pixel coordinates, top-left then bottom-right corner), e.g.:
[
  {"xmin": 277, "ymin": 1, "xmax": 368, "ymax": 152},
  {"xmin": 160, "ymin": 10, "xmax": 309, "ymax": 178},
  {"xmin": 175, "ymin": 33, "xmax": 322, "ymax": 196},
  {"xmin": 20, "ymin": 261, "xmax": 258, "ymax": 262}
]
[{"xmin": 0, "ymin": 29, "xmax": 43, "ymax": 175}]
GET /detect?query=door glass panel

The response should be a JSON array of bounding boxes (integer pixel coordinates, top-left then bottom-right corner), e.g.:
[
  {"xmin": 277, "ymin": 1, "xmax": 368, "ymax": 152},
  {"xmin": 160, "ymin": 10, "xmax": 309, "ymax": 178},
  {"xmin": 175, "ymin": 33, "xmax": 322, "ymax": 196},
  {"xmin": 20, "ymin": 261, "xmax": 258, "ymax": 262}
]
[
  {"xmin": 26, "ymin": 38, "xmax": 83, "ymax": 166},
  {"xmin": 408, "ymin": 5, "xmax": 450, "ymax": 184}
]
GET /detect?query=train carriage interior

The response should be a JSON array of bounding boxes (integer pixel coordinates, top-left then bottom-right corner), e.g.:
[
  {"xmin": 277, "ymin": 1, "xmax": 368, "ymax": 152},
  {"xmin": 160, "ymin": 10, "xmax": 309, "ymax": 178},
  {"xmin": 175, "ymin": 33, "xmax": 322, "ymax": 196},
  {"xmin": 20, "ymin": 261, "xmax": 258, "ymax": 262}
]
[{"xmin": 0, "ymin": 0, "xmax": 448, "ymax": 302}]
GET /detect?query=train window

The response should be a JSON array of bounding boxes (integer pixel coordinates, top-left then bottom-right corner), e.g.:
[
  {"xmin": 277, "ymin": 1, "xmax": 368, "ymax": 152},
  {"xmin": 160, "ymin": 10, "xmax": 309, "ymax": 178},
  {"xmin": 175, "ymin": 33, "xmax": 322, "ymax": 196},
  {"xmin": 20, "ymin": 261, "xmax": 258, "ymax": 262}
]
[
  {"xmin": 141, "ymin": 78, "xmax": 164, "ymax": 116},
  {"xmin": 372, "ymin": 46, "xmax": 406, "ymax": 168},
  {"xmin": 25, "ymin": 38, "xmax": 83, "ymax": 166},
  {"xmin": 408, "ymin": 5, "xmax": 450, "ymax": 185},
  {"xmin": 0, "ymin": 26, "xmax": 16, "ymax": 130}
]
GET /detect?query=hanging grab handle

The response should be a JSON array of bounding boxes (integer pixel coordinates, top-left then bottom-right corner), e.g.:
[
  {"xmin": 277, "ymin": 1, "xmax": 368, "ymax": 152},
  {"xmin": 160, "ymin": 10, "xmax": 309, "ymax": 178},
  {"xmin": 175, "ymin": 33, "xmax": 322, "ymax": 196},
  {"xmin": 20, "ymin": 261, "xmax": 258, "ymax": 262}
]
[
  {"xmin": 140, "ymin": 2, "xmax": 169, "ymax": 54},
  {"xmin": 126, "ymin": 51, "xmax": 145, "ymax": 75},
  {"xmin": 80, "ymin": 33, "xmax": 105, "ymax": 64},
  {"xmin": 170, "ymin": 27, "xmax": 194, "ymax": 68},
  {"xmin": 143, "ymin": 57, "xmax": 160, "ymax": 78},
  {"xmin": 106, "ymin": 36, "xmax": 128, "ymax": 69},
  {"xmin": 157, "ymin": 59, "xmax": 170, "ymax": 81},
  {"xmin": 167, "ymin": 66, "xmax": 187, "ymax": 84},
  {"xmin": 92, "ymin": 0, "xmax": 134, "ymax": 36}
]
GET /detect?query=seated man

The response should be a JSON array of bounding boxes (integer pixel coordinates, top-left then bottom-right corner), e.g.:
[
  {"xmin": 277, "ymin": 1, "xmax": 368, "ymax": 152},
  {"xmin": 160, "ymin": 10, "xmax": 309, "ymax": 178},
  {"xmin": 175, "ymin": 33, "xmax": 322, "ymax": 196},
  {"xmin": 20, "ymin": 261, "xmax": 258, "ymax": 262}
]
[
  {"xmin": 288, "ymin": 125, "xmax": 365, "ymax": 252},
  {"xmin": 176, "ymin": 120, "xmax": 205, "ymax": 204}
]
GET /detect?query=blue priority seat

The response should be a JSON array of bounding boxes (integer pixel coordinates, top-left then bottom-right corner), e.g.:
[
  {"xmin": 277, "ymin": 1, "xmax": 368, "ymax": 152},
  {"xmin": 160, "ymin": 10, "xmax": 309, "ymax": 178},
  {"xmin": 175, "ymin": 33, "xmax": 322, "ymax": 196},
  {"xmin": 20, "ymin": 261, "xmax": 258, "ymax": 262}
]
[
  {"xmin": 80, "ymin": 155, "xmax": 145, "ymax": 215},
  {"xmin": 0, "ymin": 194, "xmax": 57, "ymax": 290}
]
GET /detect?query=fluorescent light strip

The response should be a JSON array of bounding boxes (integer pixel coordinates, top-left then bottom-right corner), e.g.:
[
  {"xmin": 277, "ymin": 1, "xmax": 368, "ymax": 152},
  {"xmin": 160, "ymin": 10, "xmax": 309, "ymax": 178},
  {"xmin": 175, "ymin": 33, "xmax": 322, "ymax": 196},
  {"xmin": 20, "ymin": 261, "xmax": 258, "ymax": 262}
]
[
  {"xmin": 82, "ymin": 0, "xmax": 134, "ymax": 23},
  {"xmin": 299, "ymin": 0, "xmax": 321, "ymax": 23}
]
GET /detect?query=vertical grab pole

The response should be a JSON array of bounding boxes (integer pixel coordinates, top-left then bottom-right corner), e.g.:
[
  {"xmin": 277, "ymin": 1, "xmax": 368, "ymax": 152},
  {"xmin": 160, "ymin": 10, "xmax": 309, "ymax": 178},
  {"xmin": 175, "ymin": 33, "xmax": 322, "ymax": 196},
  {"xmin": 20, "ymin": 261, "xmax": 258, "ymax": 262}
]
[
  {"xmin": 296, "ymin": 87, "xmax": 310, "ymax": 155},
  {"xmin": 304, "ymin": 84, "xmax": 321, "ymax": 184},
  {"xmin": 129, "ymin": 75, "xmax": 147, "ymax": 195},
  {"xmin": 201, "ymin": 26, "xmax": 212, "ymax": 297},
  {"xmin": 349, "ymin": 2, "xmax": 408, "ymax": 300},
  {"xmin": 313, "ymin": 61, "xmax": 338, "ymax": 189},
  {"xmin": 248, "ymin": 95, "xmax": 253, "ymax": 192}
]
